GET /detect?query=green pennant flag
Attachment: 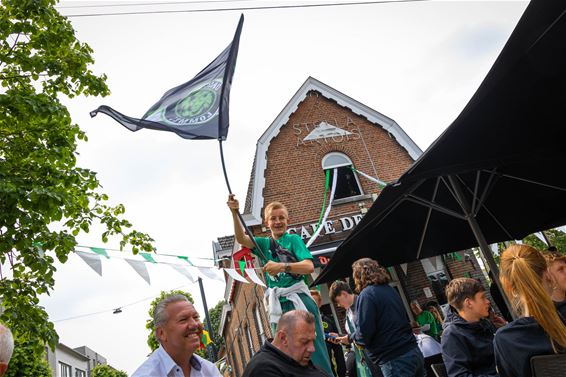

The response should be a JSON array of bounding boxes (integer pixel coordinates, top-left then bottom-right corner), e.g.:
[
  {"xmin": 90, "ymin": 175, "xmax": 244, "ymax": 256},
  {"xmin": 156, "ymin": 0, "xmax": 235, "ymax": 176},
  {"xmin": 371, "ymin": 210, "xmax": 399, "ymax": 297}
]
[
  {"xmin": 140, "ymin": 252, "xmax": 157, "ymax": 264},
  {"xmin": 239, "ymin": 259, "xmax": 246, "ymax": 276},
  {"xmin": 90, "ymin": 247, "xmax": 110, "ymax": 259},
  {"xmin": 178, "ymin": 256, "xmax": 194, "ymax": 266}
]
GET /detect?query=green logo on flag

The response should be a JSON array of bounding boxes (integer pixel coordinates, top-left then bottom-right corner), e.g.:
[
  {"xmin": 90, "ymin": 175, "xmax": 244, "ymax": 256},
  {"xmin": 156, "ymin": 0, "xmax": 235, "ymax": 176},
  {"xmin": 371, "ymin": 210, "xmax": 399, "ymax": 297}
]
[
  {"xmin": 176, "ymin": 89, "xmax": 215, "ymax": 118},
  {"xmin": 161, "ymin": 79, "xmax": 222, "ymax": 126}
]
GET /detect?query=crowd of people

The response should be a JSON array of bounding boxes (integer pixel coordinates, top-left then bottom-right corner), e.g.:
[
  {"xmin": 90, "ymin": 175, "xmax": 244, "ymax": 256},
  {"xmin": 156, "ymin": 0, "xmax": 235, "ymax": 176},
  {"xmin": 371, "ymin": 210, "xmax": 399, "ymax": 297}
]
[
  {"xmin": 4, "ymin": 196, "xmax": 562, "ymax": 377},
  {"xmin": 224, "ymin": 196, "xmax": 566, "ymax": 377}
]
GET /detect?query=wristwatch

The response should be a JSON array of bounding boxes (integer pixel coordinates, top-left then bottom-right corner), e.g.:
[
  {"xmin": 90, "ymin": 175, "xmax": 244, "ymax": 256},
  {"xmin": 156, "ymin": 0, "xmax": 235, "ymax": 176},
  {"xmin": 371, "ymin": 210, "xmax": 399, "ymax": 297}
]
[{"xmin": 284, "ymin": 263, "xmax": 292, "ymax": 273}]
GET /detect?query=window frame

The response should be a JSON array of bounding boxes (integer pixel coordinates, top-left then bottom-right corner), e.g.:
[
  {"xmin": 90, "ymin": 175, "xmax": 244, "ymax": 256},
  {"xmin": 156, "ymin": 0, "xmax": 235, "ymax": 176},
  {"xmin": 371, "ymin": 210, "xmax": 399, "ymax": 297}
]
[
  {"xmin": 253, "ymin": 305, "xmax": 267, "ymax": 346},
  {"xmin": 59, "ymin": 362, "xmax": 72, "ymax": 377},
  {"xmin": 321, "ymin": 152, "xmax": 364, "ymax": 201}
]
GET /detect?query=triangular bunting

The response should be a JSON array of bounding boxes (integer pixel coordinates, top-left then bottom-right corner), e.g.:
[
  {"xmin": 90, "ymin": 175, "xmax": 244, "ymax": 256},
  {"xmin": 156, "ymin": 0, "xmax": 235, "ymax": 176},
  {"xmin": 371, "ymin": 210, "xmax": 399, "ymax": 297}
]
[
  {"xmin": 170, "ymin": 264, "xmax": 196, "ymax": 283},
  {"xmin": 196, "ymin": 267, "xmax": 224, "ymax": 282},
  {"xmin": 90, "ymin": 247, "xmax": 110, "ymax": 259},
  {"xmin": 224, "ymin": 268, "xmax": 249, "ymax": 283},
  {"xmin": 429, "ymin": 256, "xmax": 438, "ymax": 270},
  {"xmin": 125, "ymin": 259, "xmax": 151, "ymax": 285},
  {"xmin": 76, "ymin": 251, "xmax": 103, "ymax": 276},
  {"xmin": 140, "ymin": 252, "xmax": 157, "ymax": 263},
  {"xmin": 178, "ymin": 256, "xmax": 194, "ymax": 266},
  {"xmin": 245, "ymin": 269, "xmax": 266, "ymax": 287},
  {"xmin": 533, "ymin": 232, "xmax": 548, "ymax": 245},
  {"xmin": 400, "ymin": 263, "xmax": 408, "ymax": 275}
]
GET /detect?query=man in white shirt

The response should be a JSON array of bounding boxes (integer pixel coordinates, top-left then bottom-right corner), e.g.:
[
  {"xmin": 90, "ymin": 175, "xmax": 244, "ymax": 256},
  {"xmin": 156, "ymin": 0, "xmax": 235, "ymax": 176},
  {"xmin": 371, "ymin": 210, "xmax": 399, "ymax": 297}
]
[
  {"xmin": 0, "ymin": 324, "xmax": 14, "ymax": 377},
  {"xmin": 132, "ymin": 294, "xmax": 221, "ymax": 377}
]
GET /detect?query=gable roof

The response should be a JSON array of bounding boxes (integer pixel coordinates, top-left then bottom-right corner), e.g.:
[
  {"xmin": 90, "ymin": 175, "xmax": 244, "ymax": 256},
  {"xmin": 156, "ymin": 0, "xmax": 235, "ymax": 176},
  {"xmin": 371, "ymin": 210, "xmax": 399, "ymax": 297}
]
[{"xmin": 243, "ymin": 76, "xmax": 422, "ymax": 224}]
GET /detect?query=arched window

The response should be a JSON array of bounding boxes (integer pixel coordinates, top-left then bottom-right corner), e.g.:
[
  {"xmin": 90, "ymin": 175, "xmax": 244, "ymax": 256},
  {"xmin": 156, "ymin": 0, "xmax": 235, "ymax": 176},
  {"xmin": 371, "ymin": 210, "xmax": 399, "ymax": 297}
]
[{"xmin": 321, "ymin": 152, "xmax": 363, "ymax": 200}]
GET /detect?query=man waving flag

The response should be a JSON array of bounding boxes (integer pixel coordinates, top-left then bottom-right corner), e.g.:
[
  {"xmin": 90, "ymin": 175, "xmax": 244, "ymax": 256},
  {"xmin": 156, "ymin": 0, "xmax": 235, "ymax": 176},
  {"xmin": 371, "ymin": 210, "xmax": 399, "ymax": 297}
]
[{"xmin": 91, "ymin": 14, "xmax": 244, "ymax": 141}]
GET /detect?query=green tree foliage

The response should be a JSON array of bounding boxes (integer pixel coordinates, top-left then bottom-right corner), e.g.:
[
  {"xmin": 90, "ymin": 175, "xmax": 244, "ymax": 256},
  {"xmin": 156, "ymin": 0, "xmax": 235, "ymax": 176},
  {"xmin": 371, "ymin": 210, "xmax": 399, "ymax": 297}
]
[
  {"xmin": 91, "ymin": 364, "xmax": 128, "ymax": 377},
  {"xmin": 485, "ymin": 229, "xmax": 566, "ymax": 265},
  {"xmin": 193, "ymin": 299, "xmax": 225, "ymax": 361},
  {"xmin": 0, "ymin": 0, "xmax": 154, "ymax": 371},
  {"xmin": 146, "ymin": 290, "xmax": 194, "ymax": 352},
  {"xmin": 523, "ymin": 229, "xmax": 566, "ymax": 253},
  {"xmin": 5, "ymin": 340, "xmax": 52, "ymax": 377},
  {"xmin": 207, "ymin": 299, "xmax": 225, "ymax": 351}
]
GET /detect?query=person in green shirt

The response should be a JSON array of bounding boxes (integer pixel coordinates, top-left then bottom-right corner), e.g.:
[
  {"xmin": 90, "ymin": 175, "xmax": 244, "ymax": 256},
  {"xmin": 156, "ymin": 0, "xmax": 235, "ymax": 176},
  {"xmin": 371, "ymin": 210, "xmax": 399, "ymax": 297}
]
[
  {"xmin": 227, "ymin": 194, "xmax": 333, "ymax": 376},
  {"xmin": 410, "ymin": 300, "xmax": 440, "ymax": 341}
]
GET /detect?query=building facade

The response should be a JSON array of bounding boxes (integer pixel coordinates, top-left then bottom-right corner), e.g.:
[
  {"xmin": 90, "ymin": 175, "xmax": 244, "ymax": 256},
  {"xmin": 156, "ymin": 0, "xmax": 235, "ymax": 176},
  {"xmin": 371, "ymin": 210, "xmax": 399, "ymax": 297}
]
[
  {"xmin": 46, "ymin": 344, "xmax": 107, "ymax": 377},
  {"xmin": 214, "ymin": 77, "xmax": 490, "ymax": 376}
]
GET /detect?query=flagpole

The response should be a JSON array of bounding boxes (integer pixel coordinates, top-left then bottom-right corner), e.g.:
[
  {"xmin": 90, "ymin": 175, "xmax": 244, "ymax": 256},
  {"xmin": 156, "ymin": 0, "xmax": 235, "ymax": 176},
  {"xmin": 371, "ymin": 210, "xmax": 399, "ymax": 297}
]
[
  {"xmin": 218, "ymin": 140, "xmax": 267, "ymax": 261},
  {"xmin": 198, "ymin": 277, "xmax": 217, "ymax": 362}
]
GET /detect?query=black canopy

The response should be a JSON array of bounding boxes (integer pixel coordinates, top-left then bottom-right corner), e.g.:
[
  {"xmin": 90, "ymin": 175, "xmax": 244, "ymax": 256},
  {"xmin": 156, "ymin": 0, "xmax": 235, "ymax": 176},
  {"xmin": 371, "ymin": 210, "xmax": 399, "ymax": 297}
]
[{"xmin": 314, "ymin": 0, "xmax": 566, "ymax": 286}]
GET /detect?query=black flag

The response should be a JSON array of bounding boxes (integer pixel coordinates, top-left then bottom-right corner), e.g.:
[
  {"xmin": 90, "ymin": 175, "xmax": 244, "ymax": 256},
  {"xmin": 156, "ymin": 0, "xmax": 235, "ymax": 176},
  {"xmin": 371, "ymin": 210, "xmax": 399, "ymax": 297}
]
[{"xmin": 90, "ymin": 15, "xmax": 244, "ymax": 140}]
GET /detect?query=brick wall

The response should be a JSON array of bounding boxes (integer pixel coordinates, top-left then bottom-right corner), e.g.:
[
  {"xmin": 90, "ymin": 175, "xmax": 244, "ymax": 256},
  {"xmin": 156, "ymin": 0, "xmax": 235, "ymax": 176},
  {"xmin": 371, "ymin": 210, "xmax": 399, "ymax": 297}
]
[
  {"xmin": 259, "ymin": 91, "xmax": 413, "ymax": 227},
  {"xmin": 224, "ymin": 283, "xmax": 272, "ymax": 376}
]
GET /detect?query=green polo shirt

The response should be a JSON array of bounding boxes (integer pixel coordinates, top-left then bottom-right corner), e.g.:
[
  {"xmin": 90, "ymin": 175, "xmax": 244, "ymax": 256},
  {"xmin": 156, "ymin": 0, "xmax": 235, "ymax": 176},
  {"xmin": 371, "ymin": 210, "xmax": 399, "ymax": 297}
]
[{"xmin": 252, "ymin": 232, "xmax": 313, "ymax": 289}]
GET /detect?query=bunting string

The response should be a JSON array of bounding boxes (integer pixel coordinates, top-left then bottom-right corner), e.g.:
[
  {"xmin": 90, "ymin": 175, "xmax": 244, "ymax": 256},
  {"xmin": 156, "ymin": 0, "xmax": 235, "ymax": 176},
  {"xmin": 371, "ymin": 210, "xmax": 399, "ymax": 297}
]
[
  {"xmin": 351, "ymin": 166, "xmax": 387, "ymax": 188},
  {"xmin": 72, "ymin": 247, "xmax": 267, "ymax": 287}
]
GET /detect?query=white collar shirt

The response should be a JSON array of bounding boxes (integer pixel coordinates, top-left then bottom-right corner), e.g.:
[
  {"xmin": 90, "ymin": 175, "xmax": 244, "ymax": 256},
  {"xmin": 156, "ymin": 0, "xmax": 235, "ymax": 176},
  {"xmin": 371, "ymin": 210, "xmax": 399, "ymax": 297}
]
[{"xmin": 132, "ymin": 346, "xmax": 222, "ymax": 377}]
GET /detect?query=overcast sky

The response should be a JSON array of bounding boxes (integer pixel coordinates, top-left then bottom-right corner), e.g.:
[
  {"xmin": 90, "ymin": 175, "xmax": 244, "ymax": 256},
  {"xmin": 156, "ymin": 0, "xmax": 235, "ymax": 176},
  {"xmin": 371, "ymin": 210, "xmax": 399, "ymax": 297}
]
[{"xmin": 36, "ymin": 0, "xmax": 529, "ymax": 374}]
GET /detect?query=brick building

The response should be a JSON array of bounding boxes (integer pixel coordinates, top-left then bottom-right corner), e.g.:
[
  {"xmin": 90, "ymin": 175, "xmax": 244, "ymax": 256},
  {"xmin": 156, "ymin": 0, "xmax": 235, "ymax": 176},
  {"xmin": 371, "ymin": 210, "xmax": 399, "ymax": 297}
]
[{"xmin": 214, "ymin": 77, "xmax": 490, "ymax": 376}]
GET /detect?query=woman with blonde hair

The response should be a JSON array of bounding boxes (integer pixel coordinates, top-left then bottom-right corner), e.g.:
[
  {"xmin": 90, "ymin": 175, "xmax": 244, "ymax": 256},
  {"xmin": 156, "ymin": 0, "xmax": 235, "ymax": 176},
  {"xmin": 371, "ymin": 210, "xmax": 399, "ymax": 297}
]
[
  {"xmin": 352, "ymin": 258, "xmax": 425, "ymax": 377},
  {"xmin": 493, "ymin": 244, "xmax": 566, "ymax": 377}
]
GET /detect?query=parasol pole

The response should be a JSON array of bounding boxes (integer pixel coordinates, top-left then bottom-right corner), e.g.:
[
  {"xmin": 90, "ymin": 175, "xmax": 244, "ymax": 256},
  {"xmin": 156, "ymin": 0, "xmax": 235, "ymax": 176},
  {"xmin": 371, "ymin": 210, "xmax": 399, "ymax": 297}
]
[{"xmin": 447, "ymin": 175, "xmax": 516, "ymax": 320}]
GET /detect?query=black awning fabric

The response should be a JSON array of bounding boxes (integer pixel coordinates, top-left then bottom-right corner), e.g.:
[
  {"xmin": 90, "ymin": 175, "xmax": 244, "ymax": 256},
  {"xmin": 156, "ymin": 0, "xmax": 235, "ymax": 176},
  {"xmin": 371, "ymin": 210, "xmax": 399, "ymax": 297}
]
[{"xmin": 313, "ymin": 0, "xmax": 566, "ymax": 286}]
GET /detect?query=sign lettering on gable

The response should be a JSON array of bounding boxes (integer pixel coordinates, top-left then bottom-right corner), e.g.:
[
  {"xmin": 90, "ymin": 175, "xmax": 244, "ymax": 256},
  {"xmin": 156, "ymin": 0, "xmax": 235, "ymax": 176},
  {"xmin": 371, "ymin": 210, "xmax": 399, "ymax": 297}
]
[{"xmin": 293, "ymin": 118, "xmax": 361, "ymax": 147}]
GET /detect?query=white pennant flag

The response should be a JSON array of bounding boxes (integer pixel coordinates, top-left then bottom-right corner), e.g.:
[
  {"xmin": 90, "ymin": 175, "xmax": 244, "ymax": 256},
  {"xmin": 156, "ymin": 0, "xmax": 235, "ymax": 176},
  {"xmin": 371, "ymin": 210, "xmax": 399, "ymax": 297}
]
[
  {"xmin": 76, "ymin": 251, "xmax": 102, "ymax": 276},
  {"xmin": 170, "ymin": 264, "xmax": 196, "ymax": 283},
  {"xmin": 245, "ymin": 269, "xmax": 266, "ymax": 287},
  {"xmin": 534, "ymin": 232, "xmax": 548, "ymax": 245},
  {"xmin": 125, "ymin": 259, "xmax": 151, "ymax": 285},
  {"xmin": 400, "ymin": 263, "xmax": 408, "ymax": 275},
  {"xmin": 195, "ymin": 266, "xmax": 224, "ymax": 282},
  {"xmin": 224, "ymin": 268, "xmax": 249, "ymax": 283},
  {"xmin": 429, "ymin": 257, "xmax": 438, "ymax": 270}
]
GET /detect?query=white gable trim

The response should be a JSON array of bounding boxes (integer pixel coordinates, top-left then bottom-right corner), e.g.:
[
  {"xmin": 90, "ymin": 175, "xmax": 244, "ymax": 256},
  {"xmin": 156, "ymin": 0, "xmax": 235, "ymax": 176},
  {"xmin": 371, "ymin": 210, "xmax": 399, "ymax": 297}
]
[{"xmin": 243, "ymin": 77, "xmax": 422, "ymax": 224}]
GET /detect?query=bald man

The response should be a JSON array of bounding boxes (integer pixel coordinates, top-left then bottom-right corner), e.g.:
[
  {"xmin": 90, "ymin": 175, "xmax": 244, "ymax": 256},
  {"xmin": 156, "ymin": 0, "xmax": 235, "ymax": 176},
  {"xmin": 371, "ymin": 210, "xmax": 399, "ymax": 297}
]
[
  {"xmin": 243, "ymin": 310, "xmax": 331, "ymax": 377},
  {"xmin": 0, "ymin": 324, "xmax": 14, "ymax": 377}
]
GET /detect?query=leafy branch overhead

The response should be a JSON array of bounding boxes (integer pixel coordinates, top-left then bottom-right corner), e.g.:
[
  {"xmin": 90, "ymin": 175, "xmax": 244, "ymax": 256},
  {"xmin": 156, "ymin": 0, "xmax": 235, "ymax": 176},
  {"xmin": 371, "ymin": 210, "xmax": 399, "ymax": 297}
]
[{"xmin": 0, "ymin": 0, "xmax": 154, "ymax": 371}]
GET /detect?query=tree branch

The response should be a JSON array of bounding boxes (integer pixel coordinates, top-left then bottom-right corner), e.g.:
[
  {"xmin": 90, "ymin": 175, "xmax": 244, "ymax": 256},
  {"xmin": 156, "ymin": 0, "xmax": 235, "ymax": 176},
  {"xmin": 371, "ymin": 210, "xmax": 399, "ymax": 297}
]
[{"xmin": 0, "ymin": 32, "xmax": 21, "ymax": 68}]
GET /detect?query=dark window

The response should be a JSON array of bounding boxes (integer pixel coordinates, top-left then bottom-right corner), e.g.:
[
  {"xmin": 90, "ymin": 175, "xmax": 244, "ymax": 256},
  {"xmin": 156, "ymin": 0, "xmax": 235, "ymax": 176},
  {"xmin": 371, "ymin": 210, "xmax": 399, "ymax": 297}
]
[
  {"xmin": 329, "ymin": 166, "xmax": 362, "ymax": 200},
  {"xmin": 322, "ymin": 152, "xmax": 363, "ymax": 201}
]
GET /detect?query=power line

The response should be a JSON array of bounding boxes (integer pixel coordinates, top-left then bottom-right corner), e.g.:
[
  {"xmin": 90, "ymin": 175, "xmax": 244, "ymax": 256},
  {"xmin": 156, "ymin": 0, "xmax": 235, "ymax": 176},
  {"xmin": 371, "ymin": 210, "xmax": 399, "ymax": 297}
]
[
  {"xmin": 61, "ymin": 0, "xmax": 430, "ymax": 18},
  {"xmin": 52, "ymin": 283, "xmax": 191, "ymax": 323},
  {"xmin": 56, "ymin": 0, "xmax": 258, "ymax": 9}
]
